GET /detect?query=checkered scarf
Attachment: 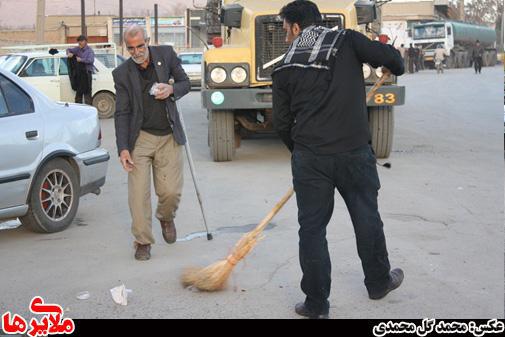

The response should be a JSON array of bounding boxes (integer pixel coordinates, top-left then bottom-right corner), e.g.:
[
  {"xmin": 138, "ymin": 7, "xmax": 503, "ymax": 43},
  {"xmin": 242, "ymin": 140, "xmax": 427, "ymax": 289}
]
[{"xmin": 273, "ymin": 25, "xmax": 346, "ymax": 74}]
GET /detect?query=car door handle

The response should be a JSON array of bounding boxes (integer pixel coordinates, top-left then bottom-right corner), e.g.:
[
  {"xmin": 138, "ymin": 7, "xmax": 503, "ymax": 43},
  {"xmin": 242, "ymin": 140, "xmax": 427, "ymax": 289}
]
[
  {"xmin": 25, "ymin": 130, "xmax": 38, "ymax": 139},
  {"xmin": 49, "ymin": 80, "xmax": 59, "ymax": 83}
]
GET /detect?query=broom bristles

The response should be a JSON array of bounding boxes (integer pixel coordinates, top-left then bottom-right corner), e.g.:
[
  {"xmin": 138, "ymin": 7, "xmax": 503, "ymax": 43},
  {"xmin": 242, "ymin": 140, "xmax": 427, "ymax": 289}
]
[
  {"xmin": 181, "ymin": 260, "xmax": 233, "ymax": 291},
  {"xmin": 181, "ymin": 234, "xmax": 264, "ymax": 291}
]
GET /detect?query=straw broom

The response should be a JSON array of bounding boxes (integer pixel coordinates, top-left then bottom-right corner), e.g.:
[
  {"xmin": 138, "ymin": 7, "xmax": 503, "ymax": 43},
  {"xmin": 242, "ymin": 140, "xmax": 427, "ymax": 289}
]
[
  {"xmin": 181, "ymin": 71, "xmax": 390, "ymax": 292},
  {"xmin": 181, "ymin": 188, "xmax": 295, "ymax": 291}
]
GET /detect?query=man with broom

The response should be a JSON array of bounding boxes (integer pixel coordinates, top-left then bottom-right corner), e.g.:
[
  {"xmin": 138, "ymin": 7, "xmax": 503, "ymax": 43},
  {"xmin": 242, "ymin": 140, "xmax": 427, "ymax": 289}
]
[{"xmin": 272, "ymin": 0, "xmax": 405, "ymax": 319}]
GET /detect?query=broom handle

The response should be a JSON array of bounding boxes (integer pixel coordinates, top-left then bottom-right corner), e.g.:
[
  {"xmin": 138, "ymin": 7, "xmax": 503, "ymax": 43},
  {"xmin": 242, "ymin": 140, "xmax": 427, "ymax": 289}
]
[
  {"xmin": 366, "ymin": 71, "xmax": 390, "ymax": 103},
  {"xmin": 252, "ymin": 187, "xmax": 295, "ymax": 235},
  {"xmin": 246, "ymin": 74, "xmax": 388, "ymax": 238}
]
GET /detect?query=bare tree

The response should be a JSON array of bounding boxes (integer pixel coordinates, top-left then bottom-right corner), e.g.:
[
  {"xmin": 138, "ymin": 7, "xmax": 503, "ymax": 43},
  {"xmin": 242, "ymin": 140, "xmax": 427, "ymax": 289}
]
[
  {"xmin": 465, "ymin": 0, "xmax": 502, "ymax": 25},
  {"xmin": 465, "ymin": 0, "xmax": 503, "ymax": 50}
]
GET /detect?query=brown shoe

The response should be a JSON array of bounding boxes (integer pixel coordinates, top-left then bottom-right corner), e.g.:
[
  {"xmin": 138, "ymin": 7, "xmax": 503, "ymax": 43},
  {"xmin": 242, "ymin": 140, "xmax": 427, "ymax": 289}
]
[
  {"xmin": 134, "ymin": 243, "xmax": 151, "ymax": 261},
  {"xmin": 160, "ymin": 220, "xmax": 177, "ymax": 244}
]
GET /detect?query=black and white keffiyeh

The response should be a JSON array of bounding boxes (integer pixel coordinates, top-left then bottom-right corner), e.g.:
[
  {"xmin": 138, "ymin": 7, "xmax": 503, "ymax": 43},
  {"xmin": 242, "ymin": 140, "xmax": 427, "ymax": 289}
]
[{"xmin": 272, "ymin": 25, "xmax": 346, "ymax": 74}]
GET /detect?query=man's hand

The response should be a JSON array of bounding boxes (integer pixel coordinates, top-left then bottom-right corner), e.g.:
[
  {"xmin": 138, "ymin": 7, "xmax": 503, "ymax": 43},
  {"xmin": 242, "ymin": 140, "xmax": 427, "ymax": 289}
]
[
  {"xmin": 67, "ymin": 52, "xmax": 74, "ymax": 58},
  {"xmin": 119, "ymin": 150, "xmax": 135, "ymax": 172},
  {"xmin": 155, "ymin": 83, "xmax": 174, "ymax": 100},
  {"xmin": 381, "ymin": 67, "xmax": 392, "ymax": 77},
  {"xmin": 76, "ymin": 57, "xmax": 82, "ymax": 63}
]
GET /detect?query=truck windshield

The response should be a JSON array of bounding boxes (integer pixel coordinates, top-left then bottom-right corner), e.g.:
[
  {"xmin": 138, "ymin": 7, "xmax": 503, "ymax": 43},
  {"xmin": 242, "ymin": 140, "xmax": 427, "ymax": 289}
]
[
  {"xmin": 413, "ymin": 25, "xmax": 445, "ymax": 40},
  {"xmin": 0, "ymin": 55, "xmax": 27, "ymax": 74}
]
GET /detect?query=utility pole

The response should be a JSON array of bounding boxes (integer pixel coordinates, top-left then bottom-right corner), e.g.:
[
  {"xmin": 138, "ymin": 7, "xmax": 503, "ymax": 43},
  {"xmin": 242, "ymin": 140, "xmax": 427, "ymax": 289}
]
[
  {"xmin": 81, "ymin": 0, "xmax": 87, "ymax": 36},
  {"xmin": 119, "ymin": 0, "xmax": 124, "ymax": 53},
  {"xmin": 154, "ymin": 4, "xmax": 159, "ymax": 45},
  {"xmin": 36, "ymin": 0, "xmax": 46, "ymax": 43}
]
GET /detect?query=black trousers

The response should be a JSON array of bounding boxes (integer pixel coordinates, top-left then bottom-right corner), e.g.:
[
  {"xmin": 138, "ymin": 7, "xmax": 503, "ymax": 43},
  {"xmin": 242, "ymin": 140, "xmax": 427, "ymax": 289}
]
[
  {"xmin": 408, "ymin": 59, "xmax": 415, "ymax": 73},
  {"xmin": 473, "ymin": 57, "xmax": 482, "ymax": 74},
  {"xmin": 75, "ymin": 71, "xmax": 93, "ymax": 105},
  {"xmin": 292, "ymin": 145, "xmax": 391, "ymax": 314}
]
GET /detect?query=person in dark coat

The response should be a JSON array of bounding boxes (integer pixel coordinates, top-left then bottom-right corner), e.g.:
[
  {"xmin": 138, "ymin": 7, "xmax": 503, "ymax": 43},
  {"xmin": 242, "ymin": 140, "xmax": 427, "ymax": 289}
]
[
  {"xmin": 112, "ymin": 25, "xmax": 191, "ymax": 261},
  {"xmin": 272, "ymin": 0, "xmax": 405, "ymax": 319},
  {"xmin": 408, "ymin": 43, "xmax": 416, "ymax": 73},
  {"xmin": 66, "ymin": 35, "xmax": 95, "ymax": 105},
  {"xmin": 472, "ymin": 40, "xmax": 484, "ymax": 74}
]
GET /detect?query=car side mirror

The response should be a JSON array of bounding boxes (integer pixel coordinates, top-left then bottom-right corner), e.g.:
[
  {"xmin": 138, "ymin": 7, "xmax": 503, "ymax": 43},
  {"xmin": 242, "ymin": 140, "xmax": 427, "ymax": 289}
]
[
  {"xmin": 220, "ymin": 4, "xmax": 243, "ymax": 28},
  {"xmin": 355, "ymin": 1, "xmax": 377, "ymax": 25}
]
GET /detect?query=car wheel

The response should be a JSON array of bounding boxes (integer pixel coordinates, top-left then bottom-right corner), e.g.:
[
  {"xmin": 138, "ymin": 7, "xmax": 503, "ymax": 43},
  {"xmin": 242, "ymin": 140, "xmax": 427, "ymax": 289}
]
[
  {"xmin": 20, "ymin": 158, "xmax": 80, "ymax": 233},
  {"xmin": 93, "ymin": 92, "xmax": 115, "ymax": 119}
]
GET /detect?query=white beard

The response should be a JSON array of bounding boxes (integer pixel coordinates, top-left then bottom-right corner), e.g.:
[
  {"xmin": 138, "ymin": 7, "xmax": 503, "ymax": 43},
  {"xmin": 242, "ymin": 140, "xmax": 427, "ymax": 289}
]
[{"xmin": 132, "ymin": 49, "xmax": 149, "ymax": 65}]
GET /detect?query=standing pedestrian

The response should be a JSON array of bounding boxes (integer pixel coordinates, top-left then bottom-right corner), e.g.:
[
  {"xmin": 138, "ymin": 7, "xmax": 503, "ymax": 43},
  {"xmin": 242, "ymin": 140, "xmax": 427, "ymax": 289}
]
[
  {"xmin": 472, "ymin": 40, "xmax": 484, "ymax": 74},
  {"xmin": 434, "ymin": 44, "xmax": 448, "ymax": 74},
  {"xmin": 66, "ymin": 35, "xmax": 95, "ymax": 105},
  {"xmin": 408, "ymin": 43, "xmax": 416, "ymax": 73}
]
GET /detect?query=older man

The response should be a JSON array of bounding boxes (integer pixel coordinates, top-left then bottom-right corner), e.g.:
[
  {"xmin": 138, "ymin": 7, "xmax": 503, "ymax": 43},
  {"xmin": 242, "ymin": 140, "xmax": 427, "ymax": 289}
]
[{"xmin": 113, "ymin": 25, "xmax": 191, "ymax": 260}]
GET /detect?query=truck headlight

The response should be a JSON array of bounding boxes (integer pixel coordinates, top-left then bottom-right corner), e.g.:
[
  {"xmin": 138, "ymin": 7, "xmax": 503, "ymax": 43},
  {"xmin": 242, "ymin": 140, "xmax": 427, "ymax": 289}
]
[
  {"xmin": 210, "ymin": 67, "xmax": 227, "ymax": 84},
  {"xmin": 375, "ymin": 67, "xmax": 383, "ymax": 78},
  {"xmin": 231, "ymin": 66, "xmax": 247, "ymax": 84},
  {"xmin": 362, "ymin": 64, "xmax": 371, "ymax": 79}
]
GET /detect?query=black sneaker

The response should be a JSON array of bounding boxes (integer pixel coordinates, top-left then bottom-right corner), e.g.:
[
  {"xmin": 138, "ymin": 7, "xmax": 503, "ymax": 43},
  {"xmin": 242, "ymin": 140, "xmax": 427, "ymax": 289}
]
[
  {"xmin": 369, "ymin": 268, "xmax": 404, "ymax": 300},
  {"xmin": 294, "ymin": 302, "xmax": 329, "ymax": 319}
]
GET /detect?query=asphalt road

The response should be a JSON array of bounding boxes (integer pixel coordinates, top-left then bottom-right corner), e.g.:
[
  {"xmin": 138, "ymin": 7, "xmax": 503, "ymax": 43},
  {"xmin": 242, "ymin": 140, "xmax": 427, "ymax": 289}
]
[{"xmin": 0, "ymin": 65, "xmax": 503, "ymax": 319}]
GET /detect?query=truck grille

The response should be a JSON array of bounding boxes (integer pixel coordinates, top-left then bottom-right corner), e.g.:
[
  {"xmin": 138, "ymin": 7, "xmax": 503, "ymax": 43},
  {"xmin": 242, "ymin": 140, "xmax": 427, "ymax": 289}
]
[{"xmin": 255, "ymin": 14, "xmax": 345, "ymax": 81}]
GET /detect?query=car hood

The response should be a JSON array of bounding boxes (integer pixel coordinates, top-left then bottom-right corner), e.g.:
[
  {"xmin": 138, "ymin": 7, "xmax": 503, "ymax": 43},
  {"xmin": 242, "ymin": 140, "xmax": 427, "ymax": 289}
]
[{"xmin": 182, "ymin": 64, "xmax": 201, "ymax": 73}]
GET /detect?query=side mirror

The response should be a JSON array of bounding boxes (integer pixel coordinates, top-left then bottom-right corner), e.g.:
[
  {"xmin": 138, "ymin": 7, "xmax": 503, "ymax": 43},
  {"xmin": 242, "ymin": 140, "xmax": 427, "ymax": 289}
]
[
  {"xmin": 355, "ymin": 1, "xmax": 377, "ymax": 25},
  {"xmin": 220, "ymin": 4, "xmax": 243, "ymax": 28}
]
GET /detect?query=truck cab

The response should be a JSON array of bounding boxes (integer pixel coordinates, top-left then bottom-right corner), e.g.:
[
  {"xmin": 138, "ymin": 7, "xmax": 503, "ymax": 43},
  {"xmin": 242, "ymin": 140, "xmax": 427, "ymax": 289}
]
[{"xmin": 201, "ymin": 0, "xmax": 405, "ymax": 162}]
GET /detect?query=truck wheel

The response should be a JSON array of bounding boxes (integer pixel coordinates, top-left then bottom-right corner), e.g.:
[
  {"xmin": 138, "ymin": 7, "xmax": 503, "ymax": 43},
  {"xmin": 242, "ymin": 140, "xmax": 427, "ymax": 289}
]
[
  {"xmin": 209, "ymin": 110, "xmax": 235, "ymax": 162},
  {"xmin": 93, "ymin": 92, "xmax": 115, "ymax": 119},
  {"xmin": 20, "ymin": 158, "xmax": 80, "ymax": 233},
  {"xmin": 368, "ymin": 106, "xmax": 394, "ymax": 159},
  {"xmin": 447, "ymin": 53, "xmax": 455, "ymax": 68}
]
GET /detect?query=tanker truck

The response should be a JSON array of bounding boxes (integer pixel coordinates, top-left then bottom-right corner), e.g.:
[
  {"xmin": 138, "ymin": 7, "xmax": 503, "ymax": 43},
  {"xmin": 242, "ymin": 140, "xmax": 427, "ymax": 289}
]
[
  {"xmin": 412, "ymin": 21, "xmax": 497, "ymax": 69},
  {"xmin": 201, "ymin": 0, "xmax": 405, "ymax": 162}
]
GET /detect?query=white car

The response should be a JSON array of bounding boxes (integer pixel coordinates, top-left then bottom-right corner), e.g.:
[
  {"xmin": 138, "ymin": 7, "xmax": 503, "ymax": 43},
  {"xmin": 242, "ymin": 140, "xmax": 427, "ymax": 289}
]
[
  {"xmin": 0, "ymin": 67, "xmax": 109, "ymax": 233},
  {"xmin": 179, "ymin": 52, "xmax": 203, "ymax": 88},
  {"xmin": 0, "ymin": 51, "xmax": 116, "ymax": 119}
]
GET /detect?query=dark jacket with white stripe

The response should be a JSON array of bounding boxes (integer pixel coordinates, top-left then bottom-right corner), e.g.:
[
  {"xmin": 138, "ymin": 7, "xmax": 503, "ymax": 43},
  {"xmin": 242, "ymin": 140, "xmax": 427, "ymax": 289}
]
[{"xmin": 272, "ymin": 29, "xmax": 404, "ymax": 154}]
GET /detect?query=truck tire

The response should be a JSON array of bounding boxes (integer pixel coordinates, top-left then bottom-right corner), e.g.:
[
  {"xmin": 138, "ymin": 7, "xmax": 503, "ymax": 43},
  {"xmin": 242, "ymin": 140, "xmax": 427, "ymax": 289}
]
[
  {"xmin": 20, "ymin": 158, "xmax": 80, "ymax": 233},
  {"xmin": 209, "ymin": 110, "xmax": 235, "ymax": 162},
  {"xmin": 368, "ymin": 106, "xmax": 394, "ymax": 159},
  {"xmin": 447, "ymin": 53, "xmax": 455, "ymax": 69},
  {"xmin": 93, "ymin": 92, "xmax": 116, "ymax": 119}
]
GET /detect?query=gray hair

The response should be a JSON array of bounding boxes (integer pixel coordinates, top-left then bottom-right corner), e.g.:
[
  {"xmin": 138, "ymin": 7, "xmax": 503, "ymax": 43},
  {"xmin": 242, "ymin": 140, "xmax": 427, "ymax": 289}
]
[{"xmin": 123, "ymin": 24, "xmax": 148, "ymax": 42}]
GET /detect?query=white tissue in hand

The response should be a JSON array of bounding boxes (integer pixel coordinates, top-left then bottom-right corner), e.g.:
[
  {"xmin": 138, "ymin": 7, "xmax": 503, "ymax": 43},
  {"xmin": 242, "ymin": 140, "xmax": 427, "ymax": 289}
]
[{"xmin": 149, "ymin": 83, "xmax": 160, "ymax": 96}]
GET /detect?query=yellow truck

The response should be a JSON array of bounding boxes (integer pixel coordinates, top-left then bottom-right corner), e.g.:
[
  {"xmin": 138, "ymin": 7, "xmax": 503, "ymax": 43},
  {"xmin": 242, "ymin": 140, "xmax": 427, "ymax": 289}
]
[{"xmin": 202, "ymin": 0, "xmax": 405, "ymax": 161}]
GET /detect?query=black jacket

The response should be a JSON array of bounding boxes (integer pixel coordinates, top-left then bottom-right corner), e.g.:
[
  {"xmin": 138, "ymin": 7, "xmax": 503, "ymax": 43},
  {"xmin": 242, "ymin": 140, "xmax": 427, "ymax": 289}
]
[
  {"xmin": 67, "ymin": 56, "xmax": 90, "ymax": 93},
  {"xmin": 113, "ymin": 45, "xmax": 191, "ymax": 155},
  {"xmin": 272, "ymin": 29, "xmax": 404, "ymax": 154}
]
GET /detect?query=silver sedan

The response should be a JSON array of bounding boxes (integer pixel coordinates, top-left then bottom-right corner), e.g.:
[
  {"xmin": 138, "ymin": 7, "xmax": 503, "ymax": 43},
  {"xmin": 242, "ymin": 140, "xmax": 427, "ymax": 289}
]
[{"xmin": 0, "ymin": 68, "xmax": 109, "ymax": 233}]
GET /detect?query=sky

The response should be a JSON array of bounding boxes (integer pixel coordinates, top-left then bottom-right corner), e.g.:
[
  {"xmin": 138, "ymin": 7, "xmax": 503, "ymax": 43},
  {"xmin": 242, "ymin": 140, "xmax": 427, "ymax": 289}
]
[
  {"xmin": 0, "ymin": 0, "xmax": 198, "ymax": 28},
  {"xmin": 0, "ymin": 0, "xmax": 477, "ymax": 29}
]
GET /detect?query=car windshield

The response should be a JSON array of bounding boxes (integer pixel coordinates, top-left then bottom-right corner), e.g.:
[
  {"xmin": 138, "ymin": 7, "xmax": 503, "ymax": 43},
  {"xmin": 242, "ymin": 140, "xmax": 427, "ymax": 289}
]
[
  {"xmin": 0, "ymin": 55, "xmax": 27, "ymax": 74},
  {"xmin": 180, "ymin": 53, "xmax": 202, "ymax": 65}
]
